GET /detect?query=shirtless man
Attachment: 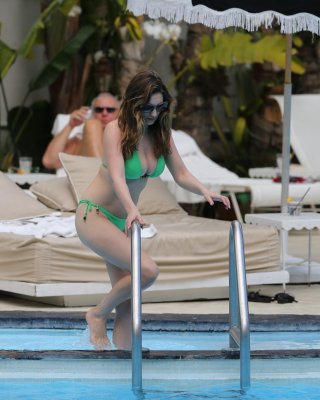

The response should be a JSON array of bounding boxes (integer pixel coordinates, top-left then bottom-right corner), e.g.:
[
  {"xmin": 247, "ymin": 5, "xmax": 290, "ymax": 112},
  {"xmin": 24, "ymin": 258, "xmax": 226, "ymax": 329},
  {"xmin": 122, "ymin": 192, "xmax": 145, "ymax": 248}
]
[{"xmin": 42, "ymin": 93, "xmax": 120, "ymax": 170}]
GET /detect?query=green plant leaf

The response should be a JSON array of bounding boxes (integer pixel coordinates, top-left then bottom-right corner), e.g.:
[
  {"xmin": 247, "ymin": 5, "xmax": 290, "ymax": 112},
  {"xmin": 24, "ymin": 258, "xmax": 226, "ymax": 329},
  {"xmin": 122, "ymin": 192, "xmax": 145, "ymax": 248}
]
[
  {"xmin": 198, "ymin": 31, "xmax": 305, "ymax": 74},
  {"xmin": 125, "ymin": 17, "xmax": 143, "ymax": 41},
  {"xmin": 17, "ymin": 0, "xmax": 79, "ymax": 58},
  {"xmin": 201, "ymin": 34, "xmax": 213, "ymax": 52},
  {"xmin": 291, "ymin": 55, "xmax": 305, "ymax": 74},
  {"xmin": 211, "ymin": 115, "xmax": 230, "ymax": 152},
  {"xmin": 293, "ymin": 35, "xmax": 303, "ymax": 47},
  {"xmin": 58, "ymin": 0, "xmax": 80, "ymax": 16},
  {"xmin": 28, "ymin": 24, "xmax": 96, "ymax": 92},
  {"xmin": 0, "ymin": 40, "xmax": 16, "ymax": 79},
  {"xmin": 232, "ymin": 33, "xmax": 253, "ymax": 63},
  {"xmin": 221, "ymin": 96, "xmax": 234, "ymax": 121},
  {"xmin": 18, "ymin": 21, "xmax": 45, "ymax": 58},
  {"xmin": 232, "ymin": 117, "xmax": 247, "ymax": 146},
  {"xmin": 212, "ymin": 32, "xmax": 234, "ymax": 67}
]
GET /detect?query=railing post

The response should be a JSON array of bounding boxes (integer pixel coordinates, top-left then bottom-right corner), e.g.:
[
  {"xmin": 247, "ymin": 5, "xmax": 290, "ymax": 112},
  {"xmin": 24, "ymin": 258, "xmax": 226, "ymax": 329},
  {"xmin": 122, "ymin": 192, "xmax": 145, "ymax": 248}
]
[
  {"xmin": 229, "ymin": 220, "xmax": 251, "ymax": 391},
  {"xmin": 131, "ymin": 221, "xmax": 142, "ymax": 394}
]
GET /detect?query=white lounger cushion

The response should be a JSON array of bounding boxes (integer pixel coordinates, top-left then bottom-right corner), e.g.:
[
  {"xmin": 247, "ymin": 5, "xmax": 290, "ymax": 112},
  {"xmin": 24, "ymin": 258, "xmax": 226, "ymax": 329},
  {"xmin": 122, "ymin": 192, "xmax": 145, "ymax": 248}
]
[{"xmin": 273, "ymin": 94, "xmax": 320, "ymax": 180}]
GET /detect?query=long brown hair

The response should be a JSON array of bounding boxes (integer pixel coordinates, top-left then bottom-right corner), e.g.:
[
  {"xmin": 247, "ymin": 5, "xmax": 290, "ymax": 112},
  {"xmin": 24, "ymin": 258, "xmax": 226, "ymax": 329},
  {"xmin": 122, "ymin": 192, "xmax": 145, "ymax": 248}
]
[{"xmin": 118, "ymin": 70, "xmax": 173, "ymax": 159}]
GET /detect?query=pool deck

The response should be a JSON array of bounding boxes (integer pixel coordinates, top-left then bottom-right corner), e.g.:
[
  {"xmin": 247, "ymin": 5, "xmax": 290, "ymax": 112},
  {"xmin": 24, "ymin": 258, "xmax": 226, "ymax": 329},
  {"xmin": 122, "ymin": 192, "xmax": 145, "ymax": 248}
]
[{"xmin": 0, "ymin": 230, "xmax": 319, "ymax": 316}]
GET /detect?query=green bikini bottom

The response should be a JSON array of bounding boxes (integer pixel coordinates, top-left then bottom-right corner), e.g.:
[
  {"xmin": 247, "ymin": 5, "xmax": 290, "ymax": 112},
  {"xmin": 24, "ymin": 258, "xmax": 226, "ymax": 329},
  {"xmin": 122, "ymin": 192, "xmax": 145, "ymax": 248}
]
[{"xmin": 78, "ymin": 199, "xmax": 126, "ymax": 231}]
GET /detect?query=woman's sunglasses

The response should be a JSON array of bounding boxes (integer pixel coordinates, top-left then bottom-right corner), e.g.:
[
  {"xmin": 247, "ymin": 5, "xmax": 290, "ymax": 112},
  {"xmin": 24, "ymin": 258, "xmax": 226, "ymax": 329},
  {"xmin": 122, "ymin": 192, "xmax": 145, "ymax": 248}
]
[
  {"xmin": 141, "ymin": 101, "xmax": 169, "ymax": 114},
  {"xmin": 94, "ymin": 107, "xmax": 117, "ymax": 113}
]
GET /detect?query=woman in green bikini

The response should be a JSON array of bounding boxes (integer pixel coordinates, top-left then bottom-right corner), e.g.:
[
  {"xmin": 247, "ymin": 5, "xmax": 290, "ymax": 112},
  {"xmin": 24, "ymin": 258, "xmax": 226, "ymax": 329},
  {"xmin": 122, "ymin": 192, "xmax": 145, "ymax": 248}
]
[{"xmin": 75, "ymin": 70, "xmax": 231, "ymax": 350}]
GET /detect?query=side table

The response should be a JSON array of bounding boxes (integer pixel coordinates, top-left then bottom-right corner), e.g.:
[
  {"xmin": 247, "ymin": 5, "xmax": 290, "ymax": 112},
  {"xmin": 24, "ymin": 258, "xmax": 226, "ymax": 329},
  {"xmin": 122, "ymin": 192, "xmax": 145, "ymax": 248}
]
[{"xmin": 245, "ymin": 213, "xmax": 320, "ymax": 286}]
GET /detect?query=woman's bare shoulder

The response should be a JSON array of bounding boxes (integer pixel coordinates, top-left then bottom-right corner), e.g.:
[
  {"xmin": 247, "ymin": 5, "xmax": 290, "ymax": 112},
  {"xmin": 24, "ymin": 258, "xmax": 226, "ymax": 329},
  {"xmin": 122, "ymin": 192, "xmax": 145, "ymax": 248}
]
[
  {"xmin": 104, "ymin": 119, "xmax": 122, "ymax": 145},
  {"xmin": 106, "ymin": 119, "xmax": 120, "ymax": 129}
]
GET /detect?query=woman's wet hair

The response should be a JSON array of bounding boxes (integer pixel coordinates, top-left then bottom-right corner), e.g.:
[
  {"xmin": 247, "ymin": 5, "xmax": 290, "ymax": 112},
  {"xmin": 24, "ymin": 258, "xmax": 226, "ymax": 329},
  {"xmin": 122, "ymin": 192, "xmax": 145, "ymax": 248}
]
[{"xmin": 118, "ymin": 70, "xmax": 173, "ymax": 159}]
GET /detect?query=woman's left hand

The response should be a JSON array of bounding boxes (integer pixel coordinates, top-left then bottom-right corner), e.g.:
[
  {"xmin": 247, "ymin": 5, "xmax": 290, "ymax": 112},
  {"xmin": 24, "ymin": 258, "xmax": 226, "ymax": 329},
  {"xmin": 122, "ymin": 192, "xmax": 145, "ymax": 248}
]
[{"xmin": 204, "ymin": 192, "xmax": 231, "ymax": 210}]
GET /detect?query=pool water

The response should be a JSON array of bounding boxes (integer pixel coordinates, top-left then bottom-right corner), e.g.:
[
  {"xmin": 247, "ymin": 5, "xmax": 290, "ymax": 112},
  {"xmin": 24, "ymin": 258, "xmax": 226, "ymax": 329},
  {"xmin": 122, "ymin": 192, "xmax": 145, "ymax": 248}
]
[
  {"xmin": 0, "ymin": 328, "xmax": 319, "ymax": 351},
  {"xmin": 1, "ymin": 380, "xmax": 320, "ymax": 400},
  {"xmin": 1, "ymin": 321, "xmax": 319, "ymax": 399},
  {"xmin": 1, "ymin": 358, "xmax": 320, "ymax": 399}
]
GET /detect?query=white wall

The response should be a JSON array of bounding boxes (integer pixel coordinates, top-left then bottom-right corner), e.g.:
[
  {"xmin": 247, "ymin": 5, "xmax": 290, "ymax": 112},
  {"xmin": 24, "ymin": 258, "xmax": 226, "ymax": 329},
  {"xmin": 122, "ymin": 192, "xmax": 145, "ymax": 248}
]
[{"xmin": 0, "ymin": 0, "xmax": 48, "ymax": 125}]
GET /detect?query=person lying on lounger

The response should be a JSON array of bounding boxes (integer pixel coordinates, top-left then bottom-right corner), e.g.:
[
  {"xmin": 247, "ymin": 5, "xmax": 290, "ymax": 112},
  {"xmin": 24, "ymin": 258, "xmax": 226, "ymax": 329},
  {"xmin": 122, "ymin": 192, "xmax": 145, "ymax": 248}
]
[
  {"xmin": 75, "ymin": 70, "xmax": 231, "ymax": 350},
  {"xmin": 42, "ymin": 93, "xmax": 120, "ymax": 171}
]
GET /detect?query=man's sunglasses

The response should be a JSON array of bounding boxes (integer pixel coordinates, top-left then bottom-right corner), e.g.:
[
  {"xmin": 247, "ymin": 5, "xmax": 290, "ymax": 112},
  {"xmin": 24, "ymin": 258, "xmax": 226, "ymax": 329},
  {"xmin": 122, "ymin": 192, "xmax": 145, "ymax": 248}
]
[
  {"xmin": 141, "ymin": 101, "xmax": 169, "ymax": 114},
  {"xmin": 94, "ymin": 107, "xmax": 117, "ymax": 113}
]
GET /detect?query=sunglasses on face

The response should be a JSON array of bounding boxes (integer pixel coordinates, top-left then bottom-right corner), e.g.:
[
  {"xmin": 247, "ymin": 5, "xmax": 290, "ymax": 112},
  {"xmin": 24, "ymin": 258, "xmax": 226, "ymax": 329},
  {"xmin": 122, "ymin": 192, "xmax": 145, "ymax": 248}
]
[
  {"xmin": 93, "ymin": 106, "xmax": 117, "ymax": 113},
  {"xmin": 141, "ymin": 101, "xmax": 169, "ymax": 114}
]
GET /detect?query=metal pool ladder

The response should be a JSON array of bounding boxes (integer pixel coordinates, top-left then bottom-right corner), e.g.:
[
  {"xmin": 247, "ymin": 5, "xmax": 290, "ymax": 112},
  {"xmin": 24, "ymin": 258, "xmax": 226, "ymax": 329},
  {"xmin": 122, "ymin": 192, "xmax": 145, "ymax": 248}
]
[
  {"xmin": 228, "ymin": 220, "xmax": 251, "ymax": 390},
  {"xmin": 130, "ymin": 220, "xmax": 251, "ymax": 394},
  {"xmin": 131, "ymin": 221, "xmax": 142, "ymax": 394}
]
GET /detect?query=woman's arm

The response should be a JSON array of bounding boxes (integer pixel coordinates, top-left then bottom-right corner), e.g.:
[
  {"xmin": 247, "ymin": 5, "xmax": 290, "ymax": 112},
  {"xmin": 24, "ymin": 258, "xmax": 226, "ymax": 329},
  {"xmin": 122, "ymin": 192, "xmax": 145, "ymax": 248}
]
[
  {"xmin": 165, "ymin": 135, "xmax": 231, "ymax": 209},
  {"xmin": 104, "ymin": 121, "xmax": 145, "ymax": 233}
]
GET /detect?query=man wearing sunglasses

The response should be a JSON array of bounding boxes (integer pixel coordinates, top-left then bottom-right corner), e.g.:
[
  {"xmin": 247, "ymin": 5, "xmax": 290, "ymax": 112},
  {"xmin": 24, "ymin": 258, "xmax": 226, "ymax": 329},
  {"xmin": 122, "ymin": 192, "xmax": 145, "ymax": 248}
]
[{"xmin": 42, "ymin": 93, "xmax": 120, "ymax": 173}]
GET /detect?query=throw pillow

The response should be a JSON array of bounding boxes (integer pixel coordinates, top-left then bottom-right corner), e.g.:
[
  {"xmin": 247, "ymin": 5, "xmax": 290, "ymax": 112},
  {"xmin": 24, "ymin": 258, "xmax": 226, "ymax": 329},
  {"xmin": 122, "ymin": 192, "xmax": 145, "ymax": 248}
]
[
  {"xmin": 30, "ymin": 177, "xmax": 77, "ymax": 211},
  {"xmin": 137, "ymin": 178, "xmax": 186, "ymax": 215},
  {"xmin": 0, "ymin": 172, "xmax": 53, "ymax": 220},
  {"xmin": 59, "ymin": 153, "xmax": 100, "ymax": 202}
]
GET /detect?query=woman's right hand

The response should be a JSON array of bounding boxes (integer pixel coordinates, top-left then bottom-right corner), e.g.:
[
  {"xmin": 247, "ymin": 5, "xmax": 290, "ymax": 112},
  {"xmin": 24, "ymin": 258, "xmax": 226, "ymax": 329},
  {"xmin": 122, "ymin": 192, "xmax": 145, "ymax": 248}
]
[{"xmin": 125, "ymin": 207, "xmax": 145, "ymax": 236}]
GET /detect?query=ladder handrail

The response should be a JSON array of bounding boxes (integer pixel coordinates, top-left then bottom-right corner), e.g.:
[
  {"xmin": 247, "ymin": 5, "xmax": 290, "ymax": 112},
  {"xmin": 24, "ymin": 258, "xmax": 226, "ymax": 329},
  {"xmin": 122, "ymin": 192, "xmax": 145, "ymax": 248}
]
[
  {"xmin": 131, "ymin": 221, "xmax": 142, "ymax": 394},
  {"xmin": 131, "ymin": 219, "xmax": 250, "ymax": 393},
  {"xmin": 229, "ymin": 220, "xmax": 251, "ymax": 390}
]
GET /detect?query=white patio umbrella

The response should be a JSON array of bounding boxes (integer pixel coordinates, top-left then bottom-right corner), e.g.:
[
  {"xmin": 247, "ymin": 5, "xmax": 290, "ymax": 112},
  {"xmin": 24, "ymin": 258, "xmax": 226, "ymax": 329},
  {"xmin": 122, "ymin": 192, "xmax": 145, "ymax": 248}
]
[{"xmin": 127, "ymin": 0, "xmax": 320, "ymax": 212}]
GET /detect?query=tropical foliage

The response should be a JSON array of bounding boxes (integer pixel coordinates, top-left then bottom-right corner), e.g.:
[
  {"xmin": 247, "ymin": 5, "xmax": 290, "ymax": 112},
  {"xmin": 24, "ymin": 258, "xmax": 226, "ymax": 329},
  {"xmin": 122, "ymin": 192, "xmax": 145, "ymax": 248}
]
[
  {"xmin": 0, "ymin": 0, "xmax": 82, "ymax": 170},
  {"xmin": 171, "ymin": 28, "xmax": 305, "ymax": 175},
  {"xmin": 198, "ymin": 31, "xmax": 304, "ymax": 73},
  {"xmin": 0, "ymin": 5, "xmax": 310, "ymax": 175},
  {"xmin": 0, "ymin": 0, "xmax": 79, "ymax": 80},
  {"xmin": 202, "ymin": 31, "xmax": 304, "ymax": 175},
  {"xmin": 0, "ymin": 0, "xmax": 143, "ymax": 170}
]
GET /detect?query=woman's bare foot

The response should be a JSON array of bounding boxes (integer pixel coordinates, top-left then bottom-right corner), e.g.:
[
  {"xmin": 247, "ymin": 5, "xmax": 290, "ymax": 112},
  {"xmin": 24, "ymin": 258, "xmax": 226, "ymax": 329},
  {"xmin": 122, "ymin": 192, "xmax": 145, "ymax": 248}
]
[{"xmin": 86, "ymin": 308, "xmax": 111, "ymax": 350}]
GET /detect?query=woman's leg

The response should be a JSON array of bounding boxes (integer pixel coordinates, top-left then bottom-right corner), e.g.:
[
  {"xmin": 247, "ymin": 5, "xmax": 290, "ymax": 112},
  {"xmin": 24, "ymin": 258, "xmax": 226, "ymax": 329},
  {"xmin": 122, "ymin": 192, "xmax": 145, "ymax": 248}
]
[
  {"xmin": 107, "ymin": 264, "xmax": 132, "ymax": 350},
  {"xmin": 76, "ymin": 206, "xmax": 158, "ymax": 349}
]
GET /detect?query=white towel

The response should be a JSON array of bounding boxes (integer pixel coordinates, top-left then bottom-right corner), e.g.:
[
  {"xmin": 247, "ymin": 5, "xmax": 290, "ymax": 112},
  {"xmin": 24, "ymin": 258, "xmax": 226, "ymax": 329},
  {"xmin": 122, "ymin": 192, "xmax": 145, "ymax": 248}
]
[
  {"xmin": 51, "ymin": 114, "xmax": 84, "ymax": 139},
  {"xmin": 0, "ymin": 214, "xmax": 76, "ymax": 239},
  {"xmin": 0, "ymin": 215, "xmax": 158, "ymax": 239}
]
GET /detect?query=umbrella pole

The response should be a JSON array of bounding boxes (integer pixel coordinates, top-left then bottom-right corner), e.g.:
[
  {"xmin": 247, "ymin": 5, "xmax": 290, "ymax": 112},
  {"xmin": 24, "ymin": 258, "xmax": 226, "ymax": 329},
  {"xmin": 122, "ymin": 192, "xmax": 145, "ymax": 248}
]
[{"xmin": 280, "ymin": 34, "xmax": 293, "ymax": 213}]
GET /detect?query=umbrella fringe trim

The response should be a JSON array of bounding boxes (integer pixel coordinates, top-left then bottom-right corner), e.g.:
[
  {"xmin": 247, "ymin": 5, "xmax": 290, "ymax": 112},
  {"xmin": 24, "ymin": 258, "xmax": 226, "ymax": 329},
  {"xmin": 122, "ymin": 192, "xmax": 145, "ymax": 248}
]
[{"xmin": 127, "ymin": 1, "xmax": 320, "ymax": 35}]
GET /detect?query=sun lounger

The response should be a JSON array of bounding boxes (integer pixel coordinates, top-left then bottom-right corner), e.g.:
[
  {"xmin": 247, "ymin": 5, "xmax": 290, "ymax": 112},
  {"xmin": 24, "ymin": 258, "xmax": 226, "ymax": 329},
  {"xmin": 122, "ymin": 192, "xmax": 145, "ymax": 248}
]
[
  {"xmin": 273, "ymin": 94, "xmax": 320, "ymax": 180},
  {"xmin": 161, "ymin": 130, "xmax": 320, "ymax": 222},
  {"xmin": 0, "ymin": 157, "xmax": 288, "ymax": 307}
]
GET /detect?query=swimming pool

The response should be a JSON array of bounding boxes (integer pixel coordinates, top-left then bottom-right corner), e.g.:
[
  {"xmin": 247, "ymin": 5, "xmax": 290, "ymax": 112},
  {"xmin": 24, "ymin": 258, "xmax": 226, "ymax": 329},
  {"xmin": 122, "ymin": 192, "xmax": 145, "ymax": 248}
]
[
  {"xmin": 1, "ymin": 313, "xmax": 319, "ymax": 399},
  {"xmin": 1, "ymin": 358, "xmax": 320, "ymax": 399}
]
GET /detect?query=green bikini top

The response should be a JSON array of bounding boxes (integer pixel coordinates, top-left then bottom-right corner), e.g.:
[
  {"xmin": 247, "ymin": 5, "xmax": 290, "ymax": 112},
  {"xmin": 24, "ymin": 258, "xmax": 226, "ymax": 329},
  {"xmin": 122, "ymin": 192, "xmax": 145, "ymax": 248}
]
[
  {"xmin": 125, "ymin": 150, "xmax": 165, "ymax": 179},
  {"xmin": 102, "ymin": 150, "xmax": 165, "ymax": 180}
]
